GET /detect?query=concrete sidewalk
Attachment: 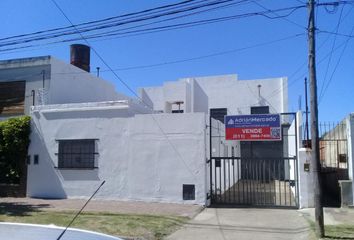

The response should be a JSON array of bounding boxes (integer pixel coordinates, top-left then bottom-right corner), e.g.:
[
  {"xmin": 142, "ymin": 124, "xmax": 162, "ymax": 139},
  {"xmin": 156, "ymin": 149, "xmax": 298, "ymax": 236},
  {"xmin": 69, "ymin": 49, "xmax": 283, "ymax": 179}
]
[{"xmin": 166, "ymin": 208, "xmax": 311, "ymax": 240}]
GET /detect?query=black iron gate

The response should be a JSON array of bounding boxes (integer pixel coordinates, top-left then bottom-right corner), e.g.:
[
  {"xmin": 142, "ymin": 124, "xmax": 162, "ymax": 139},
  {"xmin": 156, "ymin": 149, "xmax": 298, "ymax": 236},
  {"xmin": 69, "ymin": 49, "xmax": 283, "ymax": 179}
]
[
  {"xmin": 208, "ymin": 112, "xmax": 299, "ymax": 208},
  {"xmin": 319, "ymin": 122, "xmax": 349, "ymax": 207}
]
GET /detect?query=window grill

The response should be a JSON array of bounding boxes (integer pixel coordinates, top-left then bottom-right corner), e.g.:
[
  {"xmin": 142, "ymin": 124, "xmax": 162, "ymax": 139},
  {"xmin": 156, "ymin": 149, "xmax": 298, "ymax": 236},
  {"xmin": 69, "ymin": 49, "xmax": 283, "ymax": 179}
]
[{"xmin": 57, "ymin": 139, "xmax": 98, "ymax": 169}]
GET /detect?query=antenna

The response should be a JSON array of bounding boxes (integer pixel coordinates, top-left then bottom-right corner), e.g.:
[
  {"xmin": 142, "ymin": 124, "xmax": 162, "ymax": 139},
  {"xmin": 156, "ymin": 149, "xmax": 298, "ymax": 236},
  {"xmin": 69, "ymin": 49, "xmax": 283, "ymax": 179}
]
[
  {"xmin": 257, "ymin": 84, "xmax": 262, "ymax": 105},
  {"xmin": 56, "ymin": 180, "xmax": 106, "ymax": 240},
  {"xmin": 298, "ymin": 95, "xmax": 302, "ymax": 111},
  {"xmin": 96, "ymin": 67, "xmax": 100, "ymax": 77}
]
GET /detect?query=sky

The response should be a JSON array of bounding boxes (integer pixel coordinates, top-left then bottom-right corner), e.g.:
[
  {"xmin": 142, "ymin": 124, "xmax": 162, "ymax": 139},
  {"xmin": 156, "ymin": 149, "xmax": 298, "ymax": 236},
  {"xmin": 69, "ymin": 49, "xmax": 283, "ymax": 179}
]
[{"xmin": 0, "ymin": 0, "xmax": 353, "ymax": 122}]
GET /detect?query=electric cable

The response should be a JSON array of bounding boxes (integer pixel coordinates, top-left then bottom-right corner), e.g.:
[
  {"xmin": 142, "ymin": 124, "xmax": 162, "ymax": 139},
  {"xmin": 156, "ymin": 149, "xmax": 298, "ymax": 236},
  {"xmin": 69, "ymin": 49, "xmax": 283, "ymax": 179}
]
[
  {"xmin": 50, "ymin": 0, "xmax": 201, "ymax": 180},
  {"xmin": 318, "ymin": 26, "xmax": 354, "ymax": 103},
  {"xmin": 319, "ymin": 4, "xmax": 345, "ymax": 99},
  {"xmin": 0, "ymin": 0, "xmax": 252, "ymax": 47},
  {"xmin": 252, "ymin": 1, "xmax": 306, "ymax": 29},
  {"xmin": 0, "ymin": 2, "xmax": 305, "ymax": 53},
  {"xmin": 45, "ymin": 33, "xmax": 304, "ymax": 75}
]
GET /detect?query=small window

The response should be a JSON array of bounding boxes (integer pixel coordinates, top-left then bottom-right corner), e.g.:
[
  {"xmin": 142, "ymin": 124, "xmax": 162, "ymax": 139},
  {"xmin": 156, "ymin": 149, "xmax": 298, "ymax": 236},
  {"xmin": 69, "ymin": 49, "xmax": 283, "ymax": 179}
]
[
  {"xmin": 172, "ymin": 110, "xmax": 184, "ymax": 113},
  {"xmin": 58, "ymin": 139, "xmax": 97, "ymax": 169},
  {"xmin": 171, "ymin": 101, "xmax": 184, "ymax": 113},
  {"xmin": 251, "ymin": 106, "xmax": 269, "ymax": 114},
  {"xmin": 339, "ymin": 154, "xmax": 347, "ymax": 163},
  {"xmin": 183, "ymin": 184, "xmax": 195, "ymax": 200},
  {"xmin": 34, "ymin": 155, "xmax": 39, "ymax": 165},
  {"xmin": 210, "ymin": 108, "xmax": 227, "ymax": 122},
  {"xmin": 27, "ymin": 155, "xmax": 31, "ymax": 165}
]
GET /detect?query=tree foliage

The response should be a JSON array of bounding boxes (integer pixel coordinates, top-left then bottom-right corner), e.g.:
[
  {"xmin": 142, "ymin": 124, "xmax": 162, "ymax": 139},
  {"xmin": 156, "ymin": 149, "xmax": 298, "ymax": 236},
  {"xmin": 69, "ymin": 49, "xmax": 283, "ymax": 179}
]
[{"xmin": 0, "ymin": 116, "xmax": 31, "ymax": 184}]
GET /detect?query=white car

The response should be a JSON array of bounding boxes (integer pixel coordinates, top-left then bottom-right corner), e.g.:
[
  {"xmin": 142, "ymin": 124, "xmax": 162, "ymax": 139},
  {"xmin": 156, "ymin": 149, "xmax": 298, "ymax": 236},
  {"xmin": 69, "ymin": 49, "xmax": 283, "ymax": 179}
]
[{"xmin": 0, "ymin": 222, "xmax": 123, "ymax": 240}]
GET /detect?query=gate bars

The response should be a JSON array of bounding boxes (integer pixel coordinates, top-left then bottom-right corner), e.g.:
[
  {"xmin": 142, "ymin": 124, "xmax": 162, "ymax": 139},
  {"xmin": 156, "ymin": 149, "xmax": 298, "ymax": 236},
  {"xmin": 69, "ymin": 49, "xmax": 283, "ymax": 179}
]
[{"xmin": 208, "ymin": 112, "xmax": 299, "ymax": 208}]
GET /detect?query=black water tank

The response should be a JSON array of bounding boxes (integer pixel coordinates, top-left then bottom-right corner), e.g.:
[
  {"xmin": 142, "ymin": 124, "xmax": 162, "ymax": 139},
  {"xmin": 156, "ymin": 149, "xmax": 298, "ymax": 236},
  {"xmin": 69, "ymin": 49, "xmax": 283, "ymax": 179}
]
[{"xmin": 70, "ymin": 44, "xmax": 90, "ymax": 72}]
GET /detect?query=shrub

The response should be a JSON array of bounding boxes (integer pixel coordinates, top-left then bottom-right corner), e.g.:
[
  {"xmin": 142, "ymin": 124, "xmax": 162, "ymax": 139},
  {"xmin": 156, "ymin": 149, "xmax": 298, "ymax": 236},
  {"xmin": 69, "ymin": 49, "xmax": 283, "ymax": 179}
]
[{"xmin": 0, "ymin": 116, "xmax": 31, "ymax": 184}]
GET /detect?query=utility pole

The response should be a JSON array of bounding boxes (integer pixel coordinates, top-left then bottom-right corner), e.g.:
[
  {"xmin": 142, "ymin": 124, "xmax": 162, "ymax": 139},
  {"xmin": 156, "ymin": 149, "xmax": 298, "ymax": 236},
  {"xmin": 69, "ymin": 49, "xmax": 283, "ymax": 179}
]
[{"xmin": 308, "ymin": 0, "xmax": 324, "ymax": 237}]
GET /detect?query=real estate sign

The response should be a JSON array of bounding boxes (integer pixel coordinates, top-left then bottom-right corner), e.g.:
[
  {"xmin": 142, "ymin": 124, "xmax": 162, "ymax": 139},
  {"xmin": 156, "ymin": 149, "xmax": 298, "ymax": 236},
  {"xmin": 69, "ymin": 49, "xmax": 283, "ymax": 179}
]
[{"xmin": 225, "ymin": 114, "xmax": 281, "ymax": 141}]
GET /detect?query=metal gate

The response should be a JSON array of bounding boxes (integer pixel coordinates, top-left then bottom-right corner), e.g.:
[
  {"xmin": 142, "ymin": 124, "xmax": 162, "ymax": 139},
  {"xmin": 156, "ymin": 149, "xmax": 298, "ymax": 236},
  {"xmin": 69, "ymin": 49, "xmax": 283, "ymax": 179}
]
[
  {"xmin": 208, "ymin": 112, "xmax": 299, "ymax": 208},
  {"xmin": 319, "ymin": 122, "xmax": 349, "ymax": 207}
]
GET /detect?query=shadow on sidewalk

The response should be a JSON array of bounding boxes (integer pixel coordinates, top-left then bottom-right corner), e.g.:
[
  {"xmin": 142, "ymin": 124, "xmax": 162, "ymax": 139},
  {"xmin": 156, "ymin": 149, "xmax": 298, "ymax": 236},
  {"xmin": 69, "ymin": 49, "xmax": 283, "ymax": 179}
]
[{"xmin": 0, "ymin": 202, "xmax": 50, "ymax": 216}]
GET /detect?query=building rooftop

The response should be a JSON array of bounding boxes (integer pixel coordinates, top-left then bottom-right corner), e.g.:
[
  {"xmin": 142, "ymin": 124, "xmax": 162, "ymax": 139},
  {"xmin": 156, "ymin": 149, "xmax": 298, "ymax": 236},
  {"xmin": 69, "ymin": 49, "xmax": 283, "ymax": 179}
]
[
  {"xmin": 31, "ymin": 100, "xmax": 152, "ymax": 114},
  {"xmin": 0, "ymin": 56, "xmax": 51, "ymax": 69}
]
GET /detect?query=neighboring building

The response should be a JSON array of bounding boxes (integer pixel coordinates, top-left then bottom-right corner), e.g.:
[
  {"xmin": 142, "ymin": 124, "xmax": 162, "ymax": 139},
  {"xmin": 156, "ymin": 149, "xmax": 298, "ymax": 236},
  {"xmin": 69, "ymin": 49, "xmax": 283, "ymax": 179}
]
[
  {"xmin": 318, "ymin": 113, "xmax": 354, "ymax": 207},
  {"xmin": 0, "ymin": 46, "xmax": 139, "ymax": 197},
  {"xmin": 320, "ymin": 120, "xmax": 348, "ymax": 169},
  {"xmin": 0, "ymin": 52, "xmax": 127, "ymax": 119}
]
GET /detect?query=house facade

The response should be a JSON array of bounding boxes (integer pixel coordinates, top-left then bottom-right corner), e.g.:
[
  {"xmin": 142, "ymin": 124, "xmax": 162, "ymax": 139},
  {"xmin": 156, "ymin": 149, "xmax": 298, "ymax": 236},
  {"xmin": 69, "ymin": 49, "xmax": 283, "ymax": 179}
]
[
  {"xmin": 139, "ymin": 74, "xmax": 288, "ymax": 115},
  {"xmin": 26, "ymin": 71, "xmax": 291, "ymax": 205}
]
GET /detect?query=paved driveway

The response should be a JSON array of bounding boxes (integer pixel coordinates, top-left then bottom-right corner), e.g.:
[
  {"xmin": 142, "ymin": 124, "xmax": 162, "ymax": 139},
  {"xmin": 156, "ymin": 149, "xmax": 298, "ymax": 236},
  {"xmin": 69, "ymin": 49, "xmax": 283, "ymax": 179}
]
[{"xmin": 167, "ymin": 208, "xmax": 311, "ymax": 240}]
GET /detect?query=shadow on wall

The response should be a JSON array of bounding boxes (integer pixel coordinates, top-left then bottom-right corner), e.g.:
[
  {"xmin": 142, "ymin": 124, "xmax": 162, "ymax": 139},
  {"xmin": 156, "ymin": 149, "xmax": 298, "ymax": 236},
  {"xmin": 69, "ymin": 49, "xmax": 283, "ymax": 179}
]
[{"xmin": 28, "ymin": 122, "xmax": 67, "ymax": 199}]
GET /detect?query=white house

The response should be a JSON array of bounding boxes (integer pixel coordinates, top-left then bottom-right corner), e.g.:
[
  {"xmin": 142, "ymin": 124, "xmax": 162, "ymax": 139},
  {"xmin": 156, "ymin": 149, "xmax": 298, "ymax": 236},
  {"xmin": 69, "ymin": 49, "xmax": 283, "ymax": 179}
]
[
  {"xmin": 27, "ymin": 72, "xmax": 291, "ymax": 206},
  {"xmin": 6, "ymin": 49, "xmax": 346, "ymax": 208},
  {"xmin": 28, "ymin": 101, "xmax": 206, "ymax": 204},
  {"xmin": 0, "ymin": 55, "xmax": 127, "ymax": 118},
  {"xmin": 139, "ymin": 74, "xmax": 288, "ymax": 115}
]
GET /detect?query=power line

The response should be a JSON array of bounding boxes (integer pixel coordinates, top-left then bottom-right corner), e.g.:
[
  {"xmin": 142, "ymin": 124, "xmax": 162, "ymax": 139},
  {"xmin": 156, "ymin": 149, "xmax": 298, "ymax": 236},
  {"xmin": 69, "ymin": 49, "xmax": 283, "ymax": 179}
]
[
  {"xmin": 317, "ymin": 0, "xmax": 354, "ymax": 6},
  {"xmin": 48, "ymin": 33, "xmax": 304, "ymax": 75},
  {"xmin": 49, "ymin": 0, "xmax": 141, "ymax": 106},
  {"xmin": 1, "ymin": 0, "xmax": 351, "ymax": 54},
  {"xmin": 0, "ymin": 0, "xmax": 200, "ymax": 42},
  {"xmin": 0, "ymin": 33, "xmax": 304, "ymax": 81},
  {"xmin": 265, "ymin": 32, "xmax": 353, "ymax": 102},
  {"xmin": 319, "ymin": 26, "xmax": 354, "ymax": 103},
  {"xmin": 318, "ymin": 29, "xmax": 354, "ymax": 38},
  {"xmin": 50, "ymin": 0, "xmax": 201, "ymax": 180},
  {"xmin": 0, "ymin": 2, "xmax": 306, "ymax": 53},
  {"xmin": 3, "ymin": 1, "xmax": 351, "ymax": 111},
  {"xmin": 318, "ymin": 4, "xmax": 345, "ymax": 99},
  {"xmin": 0, "ymin": 0, "xmax": 204, "ymax": 42},
  {"xmin": 252, "ymin": 1, "xmax": 306, "ymax": 29},
  {"xmin": 0, "ymin": 0, "xmax": 252, "ymax": 48},
  {"xmin": 264, "ymin": 3, "xmax": 354, "ymax": 102}
]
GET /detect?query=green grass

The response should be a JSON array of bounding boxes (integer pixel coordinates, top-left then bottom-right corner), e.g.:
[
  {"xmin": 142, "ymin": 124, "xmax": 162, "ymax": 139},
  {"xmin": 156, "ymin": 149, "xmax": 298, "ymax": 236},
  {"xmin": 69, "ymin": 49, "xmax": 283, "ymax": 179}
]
[
  {"xmin": 308, "ymin": 221, "xmax": 354, "ymax": 239},
  {"xmin": 0, "ymin": 211, "xmax": 188, "ymax": 240},
  {"xmin": 323, "ymin": 225, "xmax": 354, "ymax": 239}
]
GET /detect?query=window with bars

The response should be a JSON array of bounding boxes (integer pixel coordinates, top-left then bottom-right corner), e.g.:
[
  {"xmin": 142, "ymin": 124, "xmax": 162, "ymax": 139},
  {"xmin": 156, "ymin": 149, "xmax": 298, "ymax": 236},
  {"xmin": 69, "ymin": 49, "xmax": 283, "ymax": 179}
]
[{"xmin": 57, "ymin": 139, "xmax": 97, "ymax": 169}]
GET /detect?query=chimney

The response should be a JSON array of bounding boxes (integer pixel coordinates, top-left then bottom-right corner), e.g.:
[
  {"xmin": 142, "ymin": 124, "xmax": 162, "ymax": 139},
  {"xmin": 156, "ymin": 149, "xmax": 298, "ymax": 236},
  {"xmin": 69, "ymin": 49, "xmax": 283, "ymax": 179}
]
[{"xmin": 70, "ymin": 44, "xmax": 90, "ymax": 72}]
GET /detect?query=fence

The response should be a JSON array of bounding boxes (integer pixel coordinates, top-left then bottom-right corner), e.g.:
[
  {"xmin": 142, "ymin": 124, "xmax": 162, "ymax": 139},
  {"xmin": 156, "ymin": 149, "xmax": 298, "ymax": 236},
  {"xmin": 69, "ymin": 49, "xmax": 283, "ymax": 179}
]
[
  {"xmin": 319, "ymin": 122, "xmax": 348, "ymax": 169},
  {"xmin": 319, "ymin": 121, "xmax": 348, "ymax": 206}
]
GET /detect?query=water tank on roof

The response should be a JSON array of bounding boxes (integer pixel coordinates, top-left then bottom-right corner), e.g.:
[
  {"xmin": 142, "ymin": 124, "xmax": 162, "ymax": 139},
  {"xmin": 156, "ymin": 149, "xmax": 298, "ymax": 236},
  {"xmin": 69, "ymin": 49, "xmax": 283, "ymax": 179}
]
[{"xmin": 70, "ymin": 44, "xmax": 90, "ymax": 72}]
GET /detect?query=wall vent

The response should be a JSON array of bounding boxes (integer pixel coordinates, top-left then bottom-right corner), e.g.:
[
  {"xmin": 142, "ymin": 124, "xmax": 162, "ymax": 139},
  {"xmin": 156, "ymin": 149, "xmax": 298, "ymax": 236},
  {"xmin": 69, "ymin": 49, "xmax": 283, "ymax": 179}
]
[{"xmin": 183, "ymin": 184, "xmax": 195, "ymax": 200}]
